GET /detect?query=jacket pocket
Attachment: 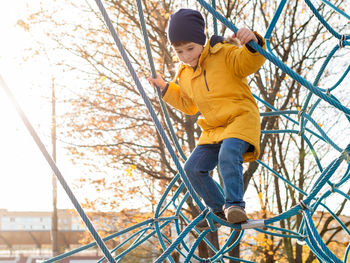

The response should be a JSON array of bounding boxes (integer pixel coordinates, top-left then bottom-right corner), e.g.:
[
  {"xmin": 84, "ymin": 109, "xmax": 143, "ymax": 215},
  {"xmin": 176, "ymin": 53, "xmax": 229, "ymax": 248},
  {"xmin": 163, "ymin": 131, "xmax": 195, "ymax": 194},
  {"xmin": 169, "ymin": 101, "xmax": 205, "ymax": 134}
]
[{"xmin": 203, "ymin": 70, "xmax": 210, "ymax": 91}]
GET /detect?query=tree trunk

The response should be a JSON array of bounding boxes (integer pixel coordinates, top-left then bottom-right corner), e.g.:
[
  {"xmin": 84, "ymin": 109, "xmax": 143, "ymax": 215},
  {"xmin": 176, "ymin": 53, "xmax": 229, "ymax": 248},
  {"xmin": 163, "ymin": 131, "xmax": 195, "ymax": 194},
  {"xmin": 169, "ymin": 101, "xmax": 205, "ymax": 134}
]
[
  {"xmin": 228, "ymin": 230, "xmax": 241, "ymax": 262},
  {"xmin": 198, "ymin": 230, "xmax": 219, "ymax": 259}
]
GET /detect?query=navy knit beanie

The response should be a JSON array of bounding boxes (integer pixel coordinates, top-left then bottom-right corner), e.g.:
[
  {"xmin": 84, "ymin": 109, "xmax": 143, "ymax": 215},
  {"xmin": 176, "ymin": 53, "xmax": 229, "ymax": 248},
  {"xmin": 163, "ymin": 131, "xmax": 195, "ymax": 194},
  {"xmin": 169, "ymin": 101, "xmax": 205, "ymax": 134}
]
[{"xmin": 167, "ymin": 8, "xmax": 206, "ymax": 45}]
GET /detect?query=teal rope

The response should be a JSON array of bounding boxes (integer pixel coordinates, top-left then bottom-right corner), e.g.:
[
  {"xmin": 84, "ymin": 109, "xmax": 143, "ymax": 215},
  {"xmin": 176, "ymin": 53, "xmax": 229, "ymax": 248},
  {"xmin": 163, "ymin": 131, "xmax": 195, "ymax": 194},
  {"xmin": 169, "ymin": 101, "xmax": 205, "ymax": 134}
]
[
  {"xmin": 113, "ymin": 221, "xmax": 172, "ymax": 261},
  {"xmin": 264, "ymin": 145, "xmax": 348, "ymax": 226},
  {"xmin": 255, "ymin": 228, "xmax": 301, "ymax": 239},
  {"xmin": 153, "ymin": 174, "xmax": 181, "ymax": 263},
  {"xmin": 337, "ymin": 164, "xmax": 350, "ymax": 186},
  {"xmin": 135, "ymin": 0, "xmax": 187, "ymax": 161},
  {"xmin": 195, "ymin": 0, "xmax": 350, "ymax": 116},
  {"xmin": 92, "ymin": 0, "xmax": 205, "ymax": 214},
  {"xmin": 320, "ymin": 0, "xmax": 350, "ymax": 19},
  {"xmin": 157, "ymin": 231, "xmax": 192, "ymax": 260},
  {"xmin": 221, "ymin": 230, "xmax": 245, "ymax": 254},
  {"xmin": 317, "ymin": 192, "xmax": 350, "ymax": 236},
  {"xmin": 303, "ymin": 209, "xmax": 343, "ymax": 263},
  {"xmin": 39, "ymin": 0, "xmax": 349, "ymax": 261},
  {"xmin": 265, "ymin": 0, "xmax": 287, "ymax": 41},
  {"xmin": 184, "ymin": 230, "xmax": 210, "ymax": 263},
  {"xmin": 43, "ymin": 218, "xmax": 154, "ymax": 262},
  {"xmin": 121, "ymin": 0, "xmax": 350, "ymax": 261},
  {"xmin": 304, "ymin": 238, "xmax": 324, "ymax": 262},
  {"xmin": 304, "ymin": 145, "xmax": 348, "ymax": 205},
  {"xmin": 98, "ymin": 227, "xmax": 149, "ymax": 263},
  {"xmin": 304, "ymin": 0, "xmax": 349, "ymax": 40},
  {"xmin": 211, "ymin": 0, "xmax": 218, "ymax": 35},
  {"xmin": 300, "ymin": 45, "xmax": 350, "ymax": 138},
  {"xmin": 257, "ymin": 159, "xmax": 307, "ymax": 196},
  {"xmin": 154, "ymin": 209, "xmax": 209, "ymax": 262},
  {"xmin": 222, "ymin": 255, "xmax": 256, "ymax": 263},
  {"xmin": 344, "ymin": 244, "xmax": 350, "ymax": 263},
  {"xmin": 255, "ymin": 96, "xmax": 327, "ymax": 142}
]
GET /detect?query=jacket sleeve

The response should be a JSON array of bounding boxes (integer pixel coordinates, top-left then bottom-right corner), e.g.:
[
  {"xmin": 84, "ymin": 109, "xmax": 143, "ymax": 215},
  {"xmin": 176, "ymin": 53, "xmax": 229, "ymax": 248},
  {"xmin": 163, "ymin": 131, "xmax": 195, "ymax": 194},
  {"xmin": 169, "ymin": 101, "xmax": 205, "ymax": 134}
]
[
  {"xmin": 225, "ymin": 32, "xmax": 266, "ymax": 78},
  {"xmin": 162, "ymin": 82, "xmax": 198, "ymax": 115}
]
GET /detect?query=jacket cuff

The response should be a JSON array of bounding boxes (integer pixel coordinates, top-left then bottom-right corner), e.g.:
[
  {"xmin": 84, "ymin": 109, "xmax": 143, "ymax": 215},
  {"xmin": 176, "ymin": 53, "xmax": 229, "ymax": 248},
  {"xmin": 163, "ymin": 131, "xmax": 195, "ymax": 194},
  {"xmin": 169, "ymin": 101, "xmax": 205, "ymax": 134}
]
[
  {"xmin": 161, "ymin": 83, "xmax": 169, "ymax": 97},
  {"xmin": 245, "ymin": 32, "xmax": 264, "ymax": 53}
]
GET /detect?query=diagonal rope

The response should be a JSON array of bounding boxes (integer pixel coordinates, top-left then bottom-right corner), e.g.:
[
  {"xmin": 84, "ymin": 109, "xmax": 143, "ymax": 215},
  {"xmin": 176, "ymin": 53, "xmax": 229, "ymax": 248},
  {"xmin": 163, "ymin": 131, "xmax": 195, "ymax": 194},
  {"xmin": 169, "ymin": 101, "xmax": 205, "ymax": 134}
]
[
  {"xmin": 92, "ymin": 0, "xmax": 205, "ymax": 214},
  {"xmin": 135, "ymin": 0, "xmax": 187, "ymax": 161},
  {"xmin": 0, "ymin": 74, "xmax": 116, "ymax": 263},
  {"xmin": 195, "ymin": 0, "xmax": 350, "ymax": 116},
  {"xmin": 92, "ymin": 0, "xmax": 350, "ymax": 262},
  {"xmin": 15, "ymin": 0, "xmax": 348, "ymax": 261}
]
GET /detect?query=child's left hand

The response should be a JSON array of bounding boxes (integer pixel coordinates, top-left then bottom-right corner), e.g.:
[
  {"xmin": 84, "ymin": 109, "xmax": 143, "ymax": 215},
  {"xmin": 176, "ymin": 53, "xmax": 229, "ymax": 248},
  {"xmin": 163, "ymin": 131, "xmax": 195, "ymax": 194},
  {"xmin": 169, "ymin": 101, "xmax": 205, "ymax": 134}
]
[{"xmin": 232, "ymin": 28, "xmax": 258, "ymax": 45}]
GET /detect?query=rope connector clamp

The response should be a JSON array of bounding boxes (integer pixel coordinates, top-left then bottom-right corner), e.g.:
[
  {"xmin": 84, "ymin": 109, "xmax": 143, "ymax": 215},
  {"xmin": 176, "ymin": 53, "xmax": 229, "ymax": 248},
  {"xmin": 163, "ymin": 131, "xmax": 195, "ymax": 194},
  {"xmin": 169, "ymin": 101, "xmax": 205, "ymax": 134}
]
[
  {"xmin": 339, "ymin": 35, "xmax": 345, "ymax": 49},
  {"xmin": 152, "ymin": 218, "xmax": 160, "ymax": 224},
  {"xmin": 299, "ymin": 200, "xmax": 310, "ymax": 211},
  {"xmin": 298, "ymin": 109, "xmax": 304, "ymax": 119},
  {"xmin": 343, "ymin": 150, "xmax": 350, "ymax": 163},
  {"xmin": 200, "ymin": 207, "xmax": 210, "ymax": 221},
  {"xmin": 296, "ymin": 235, "xmax": 307, "ymax": 245},
  {"xmin": 331, "ymin": 184, "xmax": 337, "ymax": 193}
]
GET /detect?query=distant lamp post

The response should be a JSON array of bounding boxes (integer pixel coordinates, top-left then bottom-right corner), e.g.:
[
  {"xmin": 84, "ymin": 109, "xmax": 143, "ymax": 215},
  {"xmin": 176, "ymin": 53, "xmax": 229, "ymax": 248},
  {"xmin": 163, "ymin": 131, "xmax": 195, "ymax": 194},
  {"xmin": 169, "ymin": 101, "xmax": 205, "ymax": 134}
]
[{"xmin": 51, "ymin": 77, "xmax": 58, "ymax": 256}]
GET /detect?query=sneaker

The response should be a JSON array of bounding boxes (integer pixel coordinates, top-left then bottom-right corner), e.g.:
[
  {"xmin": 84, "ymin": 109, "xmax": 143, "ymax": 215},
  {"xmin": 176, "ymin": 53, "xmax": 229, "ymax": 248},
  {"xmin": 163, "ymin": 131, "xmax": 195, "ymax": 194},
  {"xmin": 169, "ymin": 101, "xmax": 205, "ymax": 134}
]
[
  {"xmin": 196, "ymin": 211, "xmax": 227, "ymax": 231},
  {"xmin": 224, "ymin": 206, "xmax": 248, "ymax": 224}
]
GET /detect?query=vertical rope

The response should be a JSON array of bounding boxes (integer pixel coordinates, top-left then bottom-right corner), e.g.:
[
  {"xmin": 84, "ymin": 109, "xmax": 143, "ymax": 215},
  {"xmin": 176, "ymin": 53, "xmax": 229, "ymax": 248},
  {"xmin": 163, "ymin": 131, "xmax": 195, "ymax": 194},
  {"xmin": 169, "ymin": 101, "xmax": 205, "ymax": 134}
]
[{"xmin": 92, "ymin": 0, "xmax": 205, "ymax": 213}]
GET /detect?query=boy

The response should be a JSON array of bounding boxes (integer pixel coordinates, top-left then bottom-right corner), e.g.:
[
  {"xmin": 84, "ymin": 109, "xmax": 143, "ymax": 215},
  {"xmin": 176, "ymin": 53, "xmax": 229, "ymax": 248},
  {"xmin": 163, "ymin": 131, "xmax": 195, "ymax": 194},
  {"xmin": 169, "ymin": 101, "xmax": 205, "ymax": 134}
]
[{"xmin": 149, "ymin": 8, "xmax": 266, "ymax": 230}]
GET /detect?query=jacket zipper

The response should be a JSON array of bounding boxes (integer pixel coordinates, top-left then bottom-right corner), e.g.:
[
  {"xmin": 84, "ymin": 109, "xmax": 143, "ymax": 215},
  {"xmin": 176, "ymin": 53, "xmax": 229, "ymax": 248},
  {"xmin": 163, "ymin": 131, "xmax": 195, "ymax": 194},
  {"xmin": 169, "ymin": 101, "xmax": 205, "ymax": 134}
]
[{"xmin": 203, "ymin": 70, "xmax": 210, "ymax": 91}]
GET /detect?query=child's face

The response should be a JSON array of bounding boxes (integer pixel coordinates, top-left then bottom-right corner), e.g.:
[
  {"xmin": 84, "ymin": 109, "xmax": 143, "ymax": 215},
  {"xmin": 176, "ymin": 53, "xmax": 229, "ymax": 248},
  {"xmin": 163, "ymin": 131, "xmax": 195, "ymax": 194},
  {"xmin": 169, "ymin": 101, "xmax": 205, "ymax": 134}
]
[{"xmin": 173, "ymin": 42, "xmax": 203, "ymax": 67}]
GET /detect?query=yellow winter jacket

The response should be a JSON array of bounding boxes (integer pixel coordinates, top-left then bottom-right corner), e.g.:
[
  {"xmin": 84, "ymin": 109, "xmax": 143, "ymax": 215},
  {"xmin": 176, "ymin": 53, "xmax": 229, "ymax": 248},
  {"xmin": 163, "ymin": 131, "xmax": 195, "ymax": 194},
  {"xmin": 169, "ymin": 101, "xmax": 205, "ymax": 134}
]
[{"xmin": 163, "ymin": 35, "xmax": 266, "ymax": 162}]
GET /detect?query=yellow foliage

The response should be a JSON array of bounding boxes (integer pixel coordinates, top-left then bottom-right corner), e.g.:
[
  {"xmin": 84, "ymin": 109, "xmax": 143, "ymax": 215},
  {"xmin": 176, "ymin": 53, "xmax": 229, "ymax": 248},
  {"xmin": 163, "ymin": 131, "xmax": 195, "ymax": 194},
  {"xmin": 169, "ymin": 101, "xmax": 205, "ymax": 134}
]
[
  {"xmin": 16, "ymin": 19, "xmax": 30, "ymax": 32},
  {"xmin": 125, "ymin": 164, "xmax": 137, "ymax": 177},
  {"xmin": 164, "ymin": 13, "xmax": 170, "ymax": 20}
]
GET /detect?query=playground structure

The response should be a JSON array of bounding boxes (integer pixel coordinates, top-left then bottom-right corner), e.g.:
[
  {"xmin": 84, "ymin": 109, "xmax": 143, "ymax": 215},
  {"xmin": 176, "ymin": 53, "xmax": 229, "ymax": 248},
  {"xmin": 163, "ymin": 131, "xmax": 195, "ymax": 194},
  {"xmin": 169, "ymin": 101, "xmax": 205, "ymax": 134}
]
[{"xmin": 0, "ymin": 0, "xmax": 349, "ymax": 262}]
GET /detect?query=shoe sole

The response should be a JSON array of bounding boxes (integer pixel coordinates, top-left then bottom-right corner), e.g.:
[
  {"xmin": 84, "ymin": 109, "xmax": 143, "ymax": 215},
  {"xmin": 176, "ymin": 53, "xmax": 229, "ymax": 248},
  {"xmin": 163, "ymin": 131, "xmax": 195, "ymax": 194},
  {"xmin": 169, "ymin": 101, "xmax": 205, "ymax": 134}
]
[{"xmin": 226, "ymin": 208, "xmax": 248, "ymax": 224}]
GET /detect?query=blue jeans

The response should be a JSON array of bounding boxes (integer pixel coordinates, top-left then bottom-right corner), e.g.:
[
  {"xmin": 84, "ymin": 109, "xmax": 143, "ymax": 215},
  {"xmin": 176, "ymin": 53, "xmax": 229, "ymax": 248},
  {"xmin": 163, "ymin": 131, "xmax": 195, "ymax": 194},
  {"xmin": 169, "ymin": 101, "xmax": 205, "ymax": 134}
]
[{"xmin": 184, "ymin": 138, "xmax": 250, "ymax": 212}]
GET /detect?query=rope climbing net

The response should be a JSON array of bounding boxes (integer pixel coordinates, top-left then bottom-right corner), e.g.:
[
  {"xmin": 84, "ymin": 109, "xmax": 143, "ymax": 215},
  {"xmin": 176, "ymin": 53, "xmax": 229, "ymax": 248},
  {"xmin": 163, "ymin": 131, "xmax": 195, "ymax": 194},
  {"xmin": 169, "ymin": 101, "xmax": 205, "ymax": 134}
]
[{"xmin": 1, "ymin": 0, "xmax": 349, "ymax": 262}]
